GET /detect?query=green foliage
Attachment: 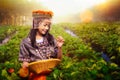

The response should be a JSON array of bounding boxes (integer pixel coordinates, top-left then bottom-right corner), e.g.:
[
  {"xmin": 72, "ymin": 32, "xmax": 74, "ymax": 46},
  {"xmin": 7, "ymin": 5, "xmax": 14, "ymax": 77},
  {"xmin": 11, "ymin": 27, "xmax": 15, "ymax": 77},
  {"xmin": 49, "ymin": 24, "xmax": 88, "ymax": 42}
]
[
  {"xmin": 47, "ymin": 23, "xmax": 120, "ymax": 80},
  {"xmin": 0, "ymin": 23, "xmax": 120, "ymax": 80},
  {"xmin": 48, "ymin": 57, "xmax": 120, "ymax": 80},
  {"xmin": 0, "ymin": 26, "xmax": 30, "ymax": 79},
  {"xmin": 61, "ymin": 22, "xmax": 120, "ymax": 65},
  {"xmin": 0, "ymin": 26, "xmax": 16, "ymax": 43}
]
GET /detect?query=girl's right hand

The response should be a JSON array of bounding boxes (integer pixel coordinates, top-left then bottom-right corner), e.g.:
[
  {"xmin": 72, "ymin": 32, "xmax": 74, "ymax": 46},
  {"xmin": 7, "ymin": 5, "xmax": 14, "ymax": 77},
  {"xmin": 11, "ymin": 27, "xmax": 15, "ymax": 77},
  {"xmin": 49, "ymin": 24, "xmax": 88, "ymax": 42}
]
[{"xmin": 22, "ymin": 62, "xmax": 29, "ymax": 69}]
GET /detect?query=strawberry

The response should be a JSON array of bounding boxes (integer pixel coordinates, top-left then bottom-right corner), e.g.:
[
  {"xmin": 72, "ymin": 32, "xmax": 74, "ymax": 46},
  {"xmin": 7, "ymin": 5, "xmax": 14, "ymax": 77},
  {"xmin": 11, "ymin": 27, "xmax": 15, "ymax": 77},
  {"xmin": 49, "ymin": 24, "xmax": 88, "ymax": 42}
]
[{"xmin": 8, "ymin": 68, "xmax": 14, "ymax": 73}]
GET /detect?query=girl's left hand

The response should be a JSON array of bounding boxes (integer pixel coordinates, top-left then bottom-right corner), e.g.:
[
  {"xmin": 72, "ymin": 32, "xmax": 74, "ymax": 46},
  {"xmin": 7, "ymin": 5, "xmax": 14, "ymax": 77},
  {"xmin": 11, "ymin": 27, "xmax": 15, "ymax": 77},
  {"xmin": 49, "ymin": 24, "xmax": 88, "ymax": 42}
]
[{"xmin": 56, "ymin": 36, "xmax": 65, "ymax": 48}]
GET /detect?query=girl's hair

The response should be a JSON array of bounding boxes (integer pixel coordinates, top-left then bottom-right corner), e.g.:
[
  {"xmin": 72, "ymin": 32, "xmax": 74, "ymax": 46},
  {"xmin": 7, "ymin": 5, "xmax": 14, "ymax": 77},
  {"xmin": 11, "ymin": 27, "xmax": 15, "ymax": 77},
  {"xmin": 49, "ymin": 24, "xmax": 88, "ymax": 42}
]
[{"xmin": 29, "ymin": 18, "xmax": 55, "ymax": 48}]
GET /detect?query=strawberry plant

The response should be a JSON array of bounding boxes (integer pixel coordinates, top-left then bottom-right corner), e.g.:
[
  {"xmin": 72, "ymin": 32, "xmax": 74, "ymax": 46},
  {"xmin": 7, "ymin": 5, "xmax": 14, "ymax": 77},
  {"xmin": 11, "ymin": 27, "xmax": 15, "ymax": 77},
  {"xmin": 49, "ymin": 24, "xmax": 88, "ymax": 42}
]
[{"xmin": 0, "ymin": 23, "xmax": 120, "ymax": 80}]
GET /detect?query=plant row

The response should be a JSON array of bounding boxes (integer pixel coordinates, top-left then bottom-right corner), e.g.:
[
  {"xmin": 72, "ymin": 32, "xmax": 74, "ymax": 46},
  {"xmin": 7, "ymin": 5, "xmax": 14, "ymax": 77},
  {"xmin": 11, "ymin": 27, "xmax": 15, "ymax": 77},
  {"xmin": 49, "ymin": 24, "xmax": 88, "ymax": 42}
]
[
  {"xmin": 0, "ymin": 24, "xmax": 120, "ymax": 80},
  {"xmin": 61, "ymin": 22, "xmax": 120, "ymax": 66},
  {"xmin": 0, "ymin": 26, "xmax": 17, "ymax": 43}
]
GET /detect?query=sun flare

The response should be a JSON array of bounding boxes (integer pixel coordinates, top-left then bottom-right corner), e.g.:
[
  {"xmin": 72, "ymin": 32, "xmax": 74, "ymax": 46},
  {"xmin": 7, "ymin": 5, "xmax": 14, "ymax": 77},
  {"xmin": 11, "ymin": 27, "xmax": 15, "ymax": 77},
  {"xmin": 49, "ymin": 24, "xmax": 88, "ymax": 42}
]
[
  {"xmin": 38, "ymin": 0, "xmax": 107, "ymax": 17},
  {"xmin": 28, "ymin": 0, "xmax": 108, "ymax": 23},
  {"xmin": 80, "ymin": 10, "xmax": 93, "ymax": 23}
]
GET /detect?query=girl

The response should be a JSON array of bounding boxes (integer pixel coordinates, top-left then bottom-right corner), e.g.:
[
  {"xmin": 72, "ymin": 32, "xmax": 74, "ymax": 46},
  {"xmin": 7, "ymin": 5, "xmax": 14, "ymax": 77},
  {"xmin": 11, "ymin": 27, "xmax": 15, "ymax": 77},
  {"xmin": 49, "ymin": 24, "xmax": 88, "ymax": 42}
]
[{"xmin": 19, "ymin": 10, "xmax": 64, "ymax": 80}]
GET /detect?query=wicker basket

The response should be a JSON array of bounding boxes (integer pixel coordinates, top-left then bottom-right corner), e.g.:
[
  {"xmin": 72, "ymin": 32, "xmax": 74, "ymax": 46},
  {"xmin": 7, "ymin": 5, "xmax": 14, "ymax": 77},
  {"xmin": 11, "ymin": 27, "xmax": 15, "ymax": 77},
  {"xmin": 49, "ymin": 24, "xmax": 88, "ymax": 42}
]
[{"xmin": 29, "ymin": 59, "xmax": 61, "ymax": 74}]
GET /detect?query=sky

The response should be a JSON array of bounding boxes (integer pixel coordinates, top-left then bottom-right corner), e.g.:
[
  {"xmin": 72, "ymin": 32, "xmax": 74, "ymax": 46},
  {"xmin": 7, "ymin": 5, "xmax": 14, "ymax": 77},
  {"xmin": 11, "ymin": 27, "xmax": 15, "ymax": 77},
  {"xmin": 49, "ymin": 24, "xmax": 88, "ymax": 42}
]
[
  {"xmin": 38, "ymin": 0, "xmax": 107, "ymax": 16},
  {"xmin": 28, "ymin": 0, "xmax": 108, "ymax": 23}
]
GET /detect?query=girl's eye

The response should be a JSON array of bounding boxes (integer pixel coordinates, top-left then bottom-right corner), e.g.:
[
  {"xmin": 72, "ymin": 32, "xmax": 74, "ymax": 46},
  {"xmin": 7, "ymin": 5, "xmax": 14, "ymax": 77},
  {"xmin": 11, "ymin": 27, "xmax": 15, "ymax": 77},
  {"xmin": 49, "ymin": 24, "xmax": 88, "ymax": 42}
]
[
  {"xmin": 44, "ymin": 23, "xmax": 51, "ymax": 27},
  {"xmin": 44, "ymin": 23, "xmax": 49, "ymax": 26},
  {"xmin": 44, "ymin": 24, "xmax": 47, "ymax": 26}
]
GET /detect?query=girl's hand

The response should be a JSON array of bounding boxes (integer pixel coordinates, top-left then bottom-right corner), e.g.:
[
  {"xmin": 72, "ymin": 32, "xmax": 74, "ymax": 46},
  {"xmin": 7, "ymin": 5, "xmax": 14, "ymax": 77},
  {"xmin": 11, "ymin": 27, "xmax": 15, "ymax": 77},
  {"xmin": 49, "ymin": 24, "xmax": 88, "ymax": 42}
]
[
  {"xmin": 56, "ymin": 36, "xmax": 65, "ymax": 48},
  {"xmin": 22, "ymin": 62, "xmax": 29, "ymax": 69}
]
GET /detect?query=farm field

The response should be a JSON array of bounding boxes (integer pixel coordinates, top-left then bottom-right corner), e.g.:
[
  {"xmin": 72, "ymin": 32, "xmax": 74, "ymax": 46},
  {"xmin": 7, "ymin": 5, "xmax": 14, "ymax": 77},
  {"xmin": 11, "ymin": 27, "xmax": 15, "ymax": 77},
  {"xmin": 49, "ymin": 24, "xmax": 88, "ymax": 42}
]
[{"xmin": 0, "ymin": 22, "xmax": 120, "ymax": 80}]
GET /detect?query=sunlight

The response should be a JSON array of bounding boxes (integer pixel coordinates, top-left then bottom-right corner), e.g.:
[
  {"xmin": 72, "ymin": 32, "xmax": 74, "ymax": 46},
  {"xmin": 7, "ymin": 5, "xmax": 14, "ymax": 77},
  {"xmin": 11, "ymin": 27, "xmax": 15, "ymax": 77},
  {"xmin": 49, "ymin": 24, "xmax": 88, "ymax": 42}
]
[
  {"xmin": 80, "ymin": 10, "xmax": 93, "ymax": 23},
  {"xmin": 27, "ymin": 0, "xmax": 32, "ymax": 2},
  {"xmin": 95, "ymin": 2, "xmax": 109, "ymax": 12},
  {"xmin": 39, "ymin": 0, "xmax": 107, "ymax": 17}
]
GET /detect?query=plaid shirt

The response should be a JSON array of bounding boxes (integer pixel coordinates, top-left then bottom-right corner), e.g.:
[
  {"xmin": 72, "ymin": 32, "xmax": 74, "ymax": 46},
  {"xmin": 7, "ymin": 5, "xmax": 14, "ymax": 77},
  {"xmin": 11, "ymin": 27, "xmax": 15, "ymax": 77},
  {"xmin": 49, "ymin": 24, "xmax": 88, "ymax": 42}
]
[{"xmin": 19, "ymin": 37, "xmax": 58, "ymax": 62}]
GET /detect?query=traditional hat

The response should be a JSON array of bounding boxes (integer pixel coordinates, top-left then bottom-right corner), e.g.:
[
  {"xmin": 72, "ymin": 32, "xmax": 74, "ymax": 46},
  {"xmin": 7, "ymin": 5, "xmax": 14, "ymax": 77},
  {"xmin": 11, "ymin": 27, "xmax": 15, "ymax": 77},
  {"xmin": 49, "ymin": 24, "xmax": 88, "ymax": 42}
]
[
  {"xmin": 32, "ymin": 10, "xmax": 53, "ymax": 29},
  {"xmin": 32, "ymin": 10, "xmax": 53, "ymax": 18}
]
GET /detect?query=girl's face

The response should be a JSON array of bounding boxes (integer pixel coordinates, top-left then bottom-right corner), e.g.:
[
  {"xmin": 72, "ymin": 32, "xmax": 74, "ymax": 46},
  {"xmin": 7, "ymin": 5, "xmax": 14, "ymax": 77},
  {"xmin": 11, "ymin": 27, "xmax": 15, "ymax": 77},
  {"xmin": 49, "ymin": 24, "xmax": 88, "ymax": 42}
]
[{"xmin": 37, "ymin": 19, "xmax": 51, "ymax": 35}]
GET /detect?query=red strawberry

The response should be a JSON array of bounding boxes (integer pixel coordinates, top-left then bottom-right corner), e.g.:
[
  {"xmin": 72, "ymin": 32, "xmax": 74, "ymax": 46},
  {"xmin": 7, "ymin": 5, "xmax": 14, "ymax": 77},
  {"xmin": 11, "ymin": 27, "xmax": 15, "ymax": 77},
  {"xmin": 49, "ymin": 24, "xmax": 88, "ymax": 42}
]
[{"xmin": 8, "ymin": 68, "xmax": 14, "ymax": 73}]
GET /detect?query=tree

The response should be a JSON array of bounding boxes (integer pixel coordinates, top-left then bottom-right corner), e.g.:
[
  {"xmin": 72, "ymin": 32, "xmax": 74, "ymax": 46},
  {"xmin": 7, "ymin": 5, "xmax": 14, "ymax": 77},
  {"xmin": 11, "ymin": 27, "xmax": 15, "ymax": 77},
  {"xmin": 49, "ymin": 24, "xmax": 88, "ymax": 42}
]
[{"xmin": 0, "ymin": 0, "xmax": 45, "ymax": 25}]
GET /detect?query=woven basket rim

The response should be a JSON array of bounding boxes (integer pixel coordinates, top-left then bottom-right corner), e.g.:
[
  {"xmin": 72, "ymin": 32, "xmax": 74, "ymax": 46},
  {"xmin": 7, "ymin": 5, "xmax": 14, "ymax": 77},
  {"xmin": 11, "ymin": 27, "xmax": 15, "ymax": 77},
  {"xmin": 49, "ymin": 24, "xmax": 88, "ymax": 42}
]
[{"xmin": 29, "ymin": 59, "xmax": 61, "ymax": 66}]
